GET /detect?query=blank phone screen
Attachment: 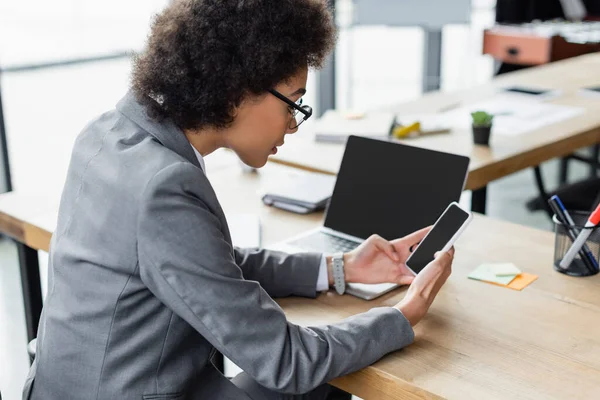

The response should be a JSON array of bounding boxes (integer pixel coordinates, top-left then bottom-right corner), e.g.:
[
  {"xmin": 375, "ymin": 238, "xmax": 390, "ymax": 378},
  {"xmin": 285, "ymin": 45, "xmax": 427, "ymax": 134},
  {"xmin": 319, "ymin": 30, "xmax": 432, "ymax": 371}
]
[{"xmin": 406, "ymin": 205, "xmax": 469, "ymax": 274}]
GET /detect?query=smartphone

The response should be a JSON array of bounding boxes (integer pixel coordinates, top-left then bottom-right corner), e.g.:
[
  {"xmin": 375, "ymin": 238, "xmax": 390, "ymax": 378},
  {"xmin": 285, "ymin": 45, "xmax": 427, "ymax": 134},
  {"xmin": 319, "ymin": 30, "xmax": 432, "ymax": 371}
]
[
  {"xmin": 405, "ymin": 202, "xmax": 472, "ymax": 275},
  {"xmin": 503, "ymin": 86, "xmax": 549, "ymax": 96},
  {"xmin": 502, "ymin": 86, "xmax": 561, "ymax": 100}
]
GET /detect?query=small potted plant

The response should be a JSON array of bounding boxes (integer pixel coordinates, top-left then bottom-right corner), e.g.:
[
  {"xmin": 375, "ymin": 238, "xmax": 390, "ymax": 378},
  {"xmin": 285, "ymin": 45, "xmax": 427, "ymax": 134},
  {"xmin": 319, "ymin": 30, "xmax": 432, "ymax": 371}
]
[{"xmin": 471, "ymin": 111, "xmax": 493, "ymax": 146}]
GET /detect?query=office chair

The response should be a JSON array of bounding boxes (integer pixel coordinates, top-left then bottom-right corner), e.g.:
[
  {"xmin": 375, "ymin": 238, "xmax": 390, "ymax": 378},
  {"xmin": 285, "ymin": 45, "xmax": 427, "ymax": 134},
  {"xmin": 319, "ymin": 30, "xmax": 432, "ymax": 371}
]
[{"xmin": 526, "ymin": 155, "xmax": 600, "ymax": 218}]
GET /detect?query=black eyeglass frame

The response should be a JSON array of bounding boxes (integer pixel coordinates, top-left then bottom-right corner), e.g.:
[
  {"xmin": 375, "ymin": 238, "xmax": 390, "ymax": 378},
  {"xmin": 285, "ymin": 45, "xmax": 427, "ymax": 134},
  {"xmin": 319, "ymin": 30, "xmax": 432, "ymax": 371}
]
[{"xmin": 269, "ymin": 89, "xmax": 313, "ymax": 129}]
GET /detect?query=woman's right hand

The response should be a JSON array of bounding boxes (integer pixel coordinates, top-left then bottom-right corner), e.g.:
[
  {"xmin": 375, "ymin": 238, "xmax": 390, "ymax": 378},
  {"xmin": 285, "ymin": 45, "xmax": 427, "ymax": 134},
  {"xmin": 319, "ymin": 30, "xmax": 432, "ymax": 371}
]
[{"xmin": 394, "ymin": 249, "xmax": 454, "ymax": 327}]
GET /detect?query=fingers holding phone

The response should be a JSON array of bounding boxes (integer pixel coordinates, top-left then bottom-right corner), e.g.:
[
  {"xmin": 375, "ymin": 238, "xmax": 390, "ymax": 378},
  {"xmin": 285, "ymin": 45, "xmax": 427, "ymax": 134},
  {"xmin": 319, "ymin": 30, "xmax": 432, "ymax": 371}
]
[
  {"xmin": 394, "ymin": 202, "xmax": 471, "ymax": 326},
  {"xmin": 395, "ymin": 249, "xmax": 454, "ymax": 326}
]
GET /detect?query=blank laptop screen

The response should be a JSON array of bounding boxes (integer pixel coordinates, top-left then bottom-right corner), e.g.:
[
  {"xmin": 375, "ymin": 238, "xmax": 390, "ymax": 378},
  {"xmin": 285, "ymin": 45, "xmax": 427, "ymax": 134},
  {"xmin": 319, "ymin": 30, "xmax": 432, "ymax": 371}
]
[{"xmin": 323, "ymin": 136, "xmax": 470, "ymax": 240}]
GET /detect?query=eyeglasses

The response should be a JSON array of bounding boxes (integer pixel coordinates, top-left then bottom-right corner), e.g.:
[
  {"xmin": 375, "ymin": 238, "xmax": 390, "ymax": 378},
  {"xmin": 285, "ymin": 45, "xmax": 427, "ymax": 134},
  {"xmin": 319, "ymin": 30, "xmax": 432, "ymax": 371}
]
[{"xmin": 269, "ymin": 89, "xmax": 313, "ymax": 130}]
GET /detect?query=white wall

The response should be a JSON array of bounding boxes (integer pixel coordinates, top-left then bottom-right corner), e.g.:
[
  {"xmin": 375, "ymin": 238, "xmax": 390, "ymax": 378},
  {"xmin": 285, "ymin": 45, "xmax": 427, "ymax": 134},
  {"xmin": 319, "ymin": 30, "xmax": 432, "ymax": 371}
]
[{"xmin": 0, "ymin": 0, "xmax": 169, "ymax": 66}]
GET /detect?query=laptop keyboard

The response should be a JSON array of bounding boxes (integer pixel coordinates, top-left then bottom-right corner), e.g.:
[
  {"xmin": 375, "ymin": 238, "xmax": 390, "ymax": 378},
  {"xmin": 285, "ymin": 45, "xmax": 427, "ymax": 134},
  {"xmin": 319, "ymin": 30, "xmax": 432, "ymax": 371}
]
[{"xmin": 289, "ymin": 231, "xmax": 360, "ymax": 253}]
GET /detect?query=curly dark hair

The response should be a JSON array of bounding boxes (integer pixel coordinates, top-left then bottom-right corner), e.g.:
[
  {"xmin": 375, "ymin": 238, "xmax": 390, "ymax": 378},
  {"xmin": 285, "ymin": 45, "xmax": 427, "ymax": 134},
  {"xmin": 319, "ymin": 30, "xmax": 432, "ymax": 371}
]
[{"xmin": 131, "ymin": 0, "xmax": 336, "ymax": 131}]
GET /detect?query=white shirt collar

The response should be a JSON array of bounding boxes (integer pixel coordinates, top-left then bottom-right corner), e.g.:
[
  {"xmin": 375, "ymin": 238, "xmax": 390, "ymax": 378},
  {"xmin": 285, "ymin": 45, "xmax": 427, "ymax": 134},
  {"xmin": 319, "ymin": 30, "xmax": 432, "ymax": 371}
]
[{"xmin": 191, "ymin": 145, "xmax": 206, "ymax": 173}]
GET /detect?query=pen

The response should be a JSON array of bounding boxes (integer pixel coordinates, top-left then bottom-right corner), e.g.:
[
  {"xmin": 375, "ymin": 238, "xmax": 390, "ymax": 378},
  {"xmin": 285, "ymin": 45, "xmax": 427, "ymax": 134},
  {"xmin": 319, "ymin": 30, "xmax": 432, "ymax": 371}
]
[
  {"xmin": 559, "ymin": 202, "xmax": 600, "ymax": 270},
  {"xmin": 548, "ymin": 195, "xmax": 598, "ymax": 273}
]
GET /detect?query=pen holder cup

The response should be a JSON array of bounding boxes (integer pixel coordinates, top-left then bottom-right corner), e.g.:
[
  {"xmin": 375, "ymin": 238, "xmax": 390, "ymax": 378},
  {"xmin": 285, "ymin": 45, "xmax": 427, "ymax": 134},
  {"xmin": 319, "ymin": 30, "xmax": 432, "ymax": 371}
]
[{"xmin": 553, "ymin": 212, "xmax": 600, "ymax": 277}]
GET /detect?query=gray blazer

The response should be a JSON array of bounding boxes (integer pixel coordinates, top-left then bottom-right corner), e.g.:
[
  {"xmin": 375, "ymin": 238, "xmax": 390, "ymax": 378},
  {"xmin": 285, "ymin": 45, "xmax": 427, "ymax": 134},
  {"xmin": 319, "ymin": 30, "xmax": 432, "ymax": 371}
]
[{"xmin": 23, "ymin": 92, "xmax": 414, "ymax": 400}]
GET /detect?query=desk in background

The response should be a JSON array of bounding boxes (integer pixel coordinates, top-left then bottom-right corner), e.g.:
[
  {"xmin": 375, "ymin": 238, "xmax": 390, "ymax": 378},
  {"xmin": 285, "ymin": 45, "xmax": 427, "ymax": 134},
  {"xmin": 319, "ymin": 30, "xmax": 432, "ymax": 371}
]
[
  {"xmin": 270, "ymin": 53, "xmax": 600, "ymax": 215},
  {"xmin": 1, "ymin": 155, "xmax": 600, "ymax": 399},
  {"xmin": 483, "ymin": 21, "xmax": 600, "ymax": 66}
]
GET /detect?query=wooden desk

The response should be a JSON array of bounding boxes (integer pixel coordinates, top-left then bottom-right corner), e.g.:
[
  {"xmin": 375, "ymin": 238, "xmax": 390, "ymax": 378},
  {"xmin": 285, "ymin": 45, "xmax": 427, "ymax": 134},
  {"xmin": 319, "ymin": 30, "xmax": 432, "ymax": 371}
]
[
  {"xmin": 2, "ymin": 156, "xmax": 600, "ymax": 399},
  {"xmin": 270, "ymin": 53, "xmax": 600, "ymax": 213}
]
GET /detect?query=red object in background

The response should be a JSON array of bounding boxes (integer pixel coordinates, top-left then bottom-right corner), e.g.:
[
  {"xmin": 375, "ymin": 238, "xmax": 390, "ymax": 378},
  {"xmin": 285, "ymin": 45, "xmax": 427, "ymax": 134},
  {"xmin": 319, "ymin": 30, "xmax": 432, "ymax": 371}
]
[{"xmin": 482, "ymin": 22, "xmax": 600, "ymax": 66}]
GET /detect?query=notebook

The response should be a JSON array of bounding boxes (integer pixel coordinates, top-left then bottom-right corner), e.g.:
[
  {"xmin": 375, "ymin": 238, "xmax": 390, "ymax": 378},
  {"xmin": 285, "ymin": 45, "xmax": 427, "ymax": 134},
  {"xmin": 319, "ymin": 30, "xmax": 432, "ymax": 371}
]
[
  {"xmin": 262, "ymin": 172, "xmax": 337, "ymax": 214},
  {"xmin": 314, "ymin": 110, "xmax": 396, "ymax": 143}
]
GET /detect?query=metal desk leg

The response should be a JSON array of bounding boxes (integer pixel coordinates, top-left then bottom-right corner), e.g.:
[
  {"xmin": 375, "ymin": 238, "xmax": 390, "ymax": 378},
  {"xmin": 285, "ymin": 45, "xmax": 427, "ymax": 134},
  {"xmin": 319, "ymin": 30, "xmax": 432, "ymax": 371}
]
[
  {"xmin": 17, "ymin": 242, "xmax": 42, "ymax": 343},
  {"xmin": 591, "ymin": 144, "xmax": 600, "ymax": 178},
  {"xmin": 533, "ymin": 166, "xmax": 554, "ymax": 219},
  {"xmin": 559, "ymin": 157, "xmax": 569, "ymax": 186},
  {"xmin": 471, "ymin": 186, "xmax": 487, "ymax": 214}
]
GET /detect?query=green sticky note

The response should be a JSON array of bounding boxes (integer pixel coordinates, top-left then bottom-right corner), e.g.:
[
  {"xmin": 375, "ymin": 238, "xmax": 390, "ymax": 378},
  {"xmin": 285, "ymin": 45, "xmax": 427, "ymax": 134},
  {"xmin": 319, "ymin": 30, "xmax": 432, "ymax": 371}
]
[
  {"xmin": 490, "ymin": 263, "xmax": 521, "ymax": 276},
  {"xmin": 468, "ymin": 264, "xmax": 517, "ymax": 285}
]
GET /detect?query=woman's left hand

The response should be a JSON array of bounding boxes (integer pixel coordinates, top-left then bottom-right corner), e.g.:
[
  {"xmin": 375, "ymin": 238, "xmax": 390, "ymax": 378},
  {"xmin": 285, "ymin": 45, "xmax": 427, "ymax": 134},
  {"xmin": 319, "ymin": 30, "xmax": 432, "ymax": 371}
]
[{"xmin": 340, "ymin": 227, "xmax": 431, "ymax": 286}]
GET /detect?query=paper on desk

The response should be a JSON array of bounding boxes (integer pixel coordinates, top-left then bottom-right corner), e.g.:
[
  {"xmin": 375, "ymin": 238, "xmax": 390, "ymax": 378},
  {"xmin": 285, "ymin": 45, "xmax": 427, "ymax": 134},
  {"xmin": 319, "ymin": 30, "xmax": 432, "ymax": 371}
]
[
  {"xmin": 314, "ymin": 110, "xmax": 395, "ymax": 143},
  {"xmin": 226, "ymin": 213, "xmax": 261, "ymax": 248},
  {"xmin": 442, "ymin": 95, "xmax": 585, "ymax": 136}
]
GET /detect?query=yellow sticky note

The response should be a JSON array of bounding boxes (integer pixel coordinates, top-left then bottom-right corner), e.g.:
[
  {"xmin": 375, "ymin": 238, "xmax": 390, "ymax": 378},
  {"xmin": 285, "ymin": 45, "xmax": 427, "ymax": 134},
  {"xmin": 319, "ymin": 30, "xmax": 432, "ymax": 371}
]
[
  {"xmin": 505, "ymin": 273, "xmax": 538, "ymax": 291},
  {"xmin": 468, "ymin": 264, "xmax": 538, "ymax": 291}
]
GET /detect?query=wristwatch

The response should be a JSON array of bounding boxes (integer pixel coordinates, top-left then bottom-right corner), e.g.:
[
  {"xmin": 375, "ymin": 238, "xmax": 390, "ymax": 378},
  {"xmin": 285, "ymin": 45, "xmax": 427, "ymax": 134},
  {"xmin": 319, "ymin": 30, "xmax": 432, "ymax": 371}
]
[{"xmin": 332, "ymin": 253, "xmax": 346, "ymax": 295}]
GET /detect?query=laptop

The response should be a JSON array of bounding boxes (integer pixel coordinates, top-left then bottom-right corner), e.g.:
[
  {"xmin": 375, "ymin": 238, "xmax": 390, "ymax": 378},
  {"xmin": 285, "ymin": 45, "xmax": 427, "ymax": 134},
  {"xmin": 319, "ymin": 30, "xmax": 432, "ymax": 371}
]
[{"xmin": 269, "ymin": 135, "xmax": 470, "ymax": 300}]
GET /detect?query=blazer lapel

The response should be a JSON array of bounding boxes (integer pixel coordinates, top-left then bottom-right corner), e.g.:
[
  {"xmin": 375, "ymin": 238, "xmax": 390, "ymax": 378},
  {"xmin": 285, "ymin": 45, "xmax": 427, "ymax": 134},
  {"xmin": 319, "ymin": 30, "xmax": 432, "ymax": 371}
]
[
  {"xmin": 116, "ymin": 91, "xmax": 233, "ymax": 246},
  {"xmin": 116, "ymin": 91, "xmax": 201, "ymax": 170}
]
